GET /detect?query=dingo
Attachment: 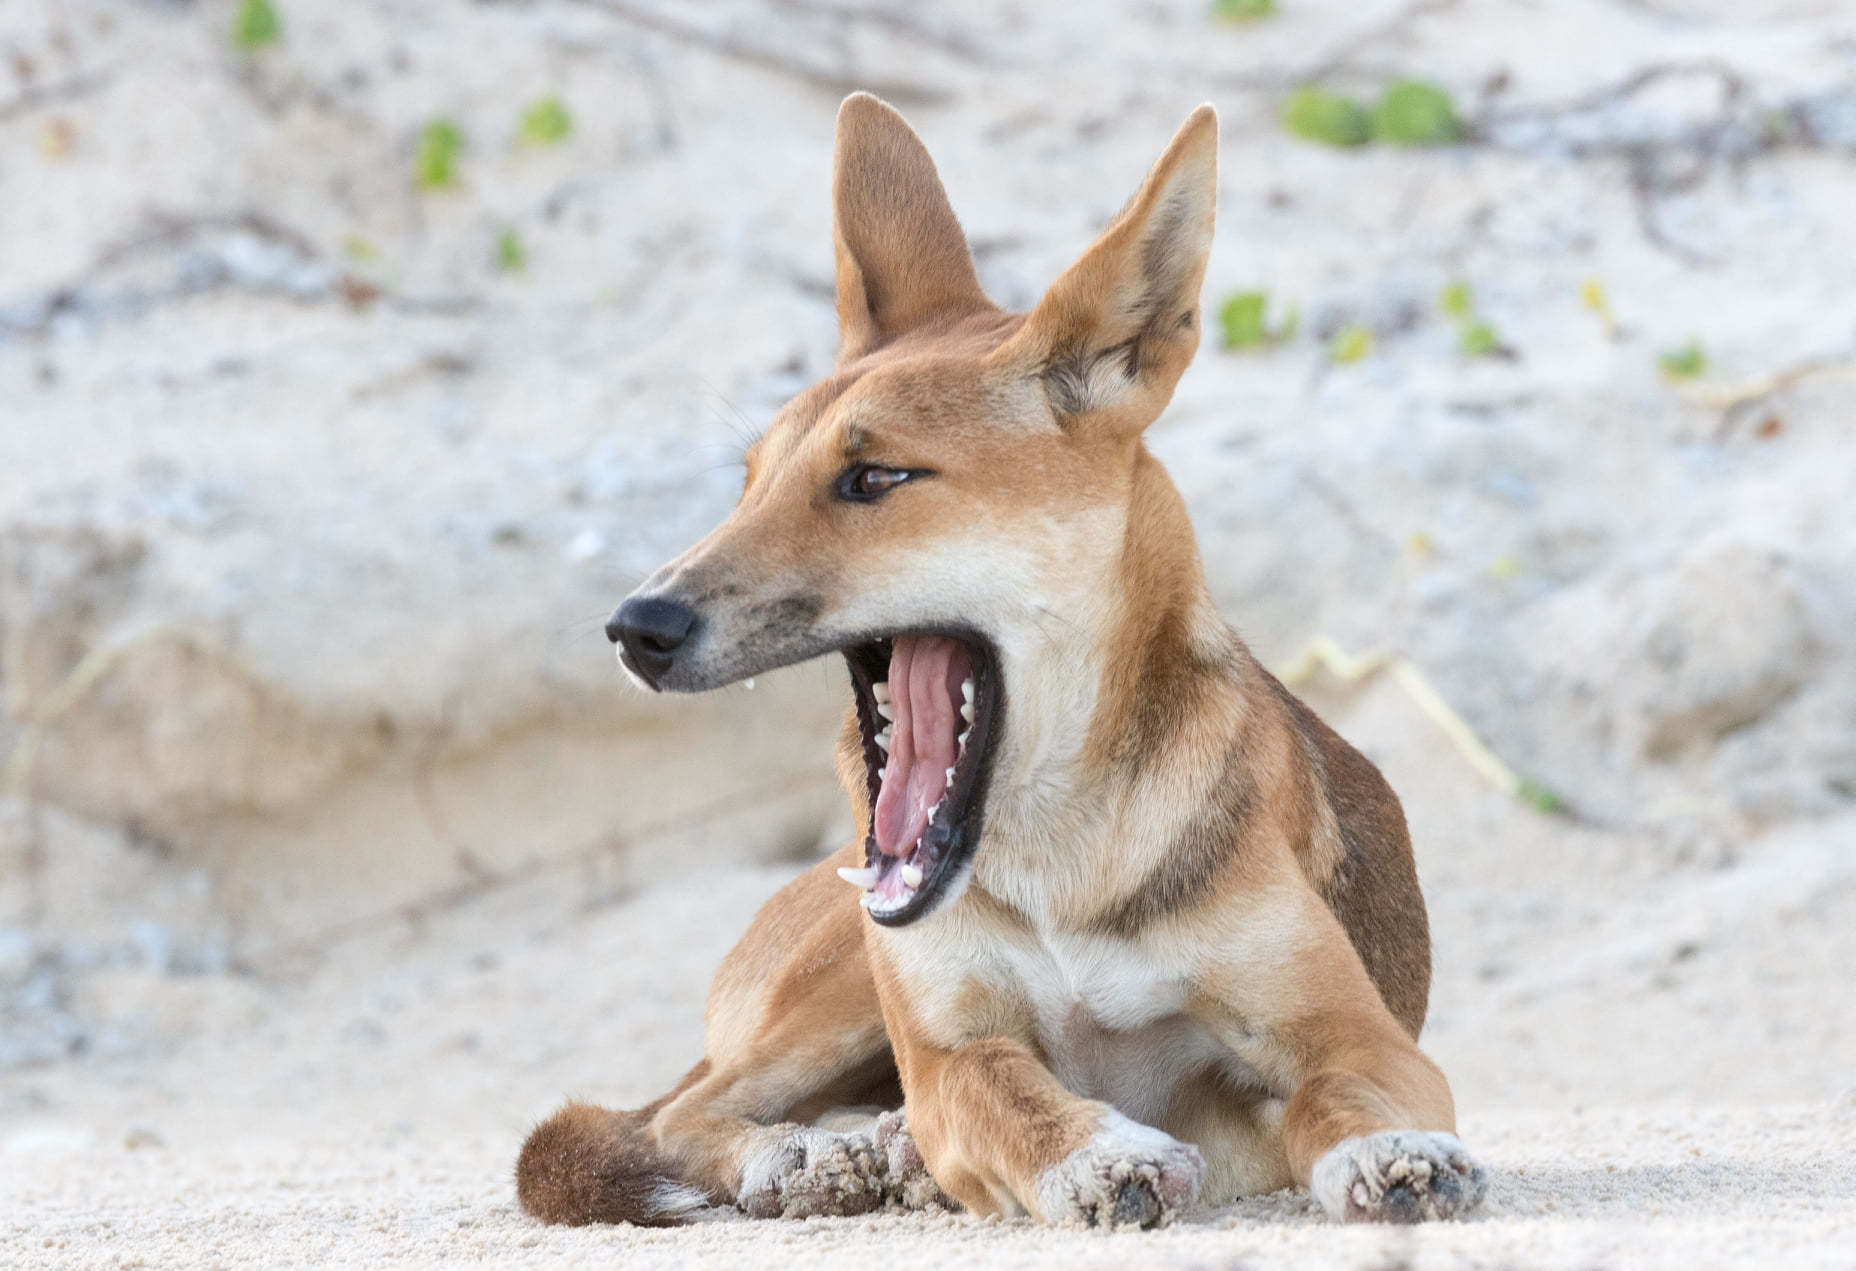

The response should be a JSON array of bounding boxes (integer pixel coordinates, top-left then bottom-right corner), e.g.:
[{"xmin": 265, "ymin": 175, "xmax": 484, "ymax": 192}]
[{"xmin": 516, "ymin": 95, "xmax": 1486, "ymax": 1229}]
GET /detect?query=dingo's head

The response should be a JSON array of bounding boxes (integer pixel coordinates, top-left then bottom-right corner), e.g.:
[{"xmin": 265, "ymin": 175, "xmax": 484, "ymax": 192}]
[{"xmin": 609, "ymin": 95, "xmax": 1218, "ymax": 926}]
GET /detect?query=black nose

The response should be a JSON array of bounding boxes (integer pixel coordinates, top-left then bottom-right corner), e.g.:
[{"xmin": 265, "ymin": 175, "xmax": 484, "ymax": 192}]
[{"xmin": 607, "ymin": 595, "xmax": 697, "ymax": 688}]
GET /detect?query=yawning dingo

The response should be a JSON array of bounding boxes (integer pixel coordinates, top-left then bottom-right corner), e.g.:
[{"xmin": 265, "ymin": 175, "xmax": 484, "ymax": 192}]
[{"xmin": 516, "ymin": 94, "xmax": 1486, "ymax": 1229}]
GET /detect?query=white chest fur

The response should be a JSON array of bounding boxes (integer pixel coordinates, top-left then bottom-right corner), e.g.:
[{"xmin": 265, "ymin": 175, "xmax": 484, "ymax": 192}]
[{"xmin": 893, "ymin": 916, "xmax": 1258, "ymax": 1129}]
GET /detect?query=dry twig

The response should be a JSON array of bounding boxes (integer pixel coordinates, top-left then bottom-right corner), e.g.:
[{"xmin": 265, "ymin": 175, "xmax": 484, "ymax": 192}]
[{"xmin": 562, "ymin": 0, "xmax": 952, "ymax": 106}]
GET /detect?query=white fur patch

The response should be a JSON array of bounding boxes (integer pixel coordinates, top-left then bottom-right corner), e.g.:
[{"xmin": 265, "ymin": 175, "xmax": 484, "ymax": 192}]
[{"xmin": 647, "ymin": 1180, "xmax": 710, "ymax": 1218}]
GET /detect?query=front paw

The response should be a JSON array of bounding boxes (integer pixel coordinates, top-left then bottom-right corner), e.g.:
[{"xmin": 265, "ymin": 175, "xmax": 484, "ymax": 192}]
[
  {"xmin": 1311, "ymin": 1130, "xmax": 1487, "ymax": 1223},
  {"xmin": 873, "ymin": 1110, "xmax": 955, "ymax": 1211},
  {"xmin": 1033, "ymin": 1109, "xmax": 1205, "ymax": 1229},
  {"xmin": 738, "ymin": 1127, "xmax": 886, "ymax": 1219}
]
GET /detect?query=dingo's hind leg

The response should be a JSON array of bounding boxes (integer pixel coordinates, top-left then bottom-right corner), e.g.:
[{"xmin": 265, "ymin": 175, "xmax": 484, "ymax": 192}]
[{"xmin": 517, "ymin": 852, "xmax": 943, "ymax": 1223}]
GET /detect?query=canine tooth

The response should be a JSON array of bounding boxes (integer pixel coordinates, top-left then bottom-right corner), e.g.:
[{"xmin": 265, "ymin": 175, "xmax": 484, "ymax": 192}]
[
  {"xmin": 875, "ymin": 703, "xmax": 895, "ymax": 721},
  {"xmin": 874, "ymin": 730, "xmax": 891, "ymax": 752},
  {"xmin": 859, "ymin": 893, "xmax": 875, "ymax": 909},
  {"xmin": 960, "ymin": 703, "xmax": 974, "ymax": 724},
  {"xmin": 872, "ymin": 681, "xmax": 890, "ymax": 705},
  {"xmin": 837, "ymin": 865, "xmax": 881, "ymax": 888},
  {"xmin": 900, "ymin": 863, "xmax": 924, "ymax": 887},
  {"xmin": 961, "ymin": 678, "xmax": 974, "ymax": 705}
]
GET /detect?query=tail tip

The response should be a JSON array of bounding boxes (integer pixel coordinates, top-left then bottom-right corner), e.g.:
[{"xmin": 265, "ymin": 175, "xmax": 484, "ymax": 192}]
[{"xmin": 516, "ymin": 1101, "xmax": 707, "ymax": 1227}]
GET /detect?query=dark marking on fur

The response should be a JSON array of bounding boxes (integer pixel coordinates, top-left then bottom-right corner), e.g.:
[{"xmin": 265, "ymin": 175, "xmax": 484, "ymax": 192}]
[
  {"xmin": 1090, "ymin": 734, "xmax": 1255, "ymax": 939},
  {"xmin": 1261, "ymin": 671, "xmax": 1432, "ymax": 1037},
  {"xmin": 744, "ymin": 592, "xmax": 824, "ymax": 636},
  {"xmin": 1109, "ymin": 607, "xmax": 1236, "ymax": 777}
]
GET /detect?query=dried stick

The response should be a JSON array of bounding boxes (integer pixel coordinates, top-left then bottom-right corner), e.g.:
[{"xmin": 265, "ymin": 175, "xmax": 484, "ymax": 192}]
[
  {"xmin": 563, "ymin": 0, "xmax": 951, "ymax": 106},
  {"xmin": 1274, "ymin": 634, "xmax": 1565, "ymax": 813}
]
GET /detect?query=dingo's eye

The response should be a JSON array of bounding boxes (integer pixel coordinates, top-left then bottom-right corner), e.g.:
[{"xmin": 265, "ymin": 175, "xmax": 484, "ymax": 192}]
[{"xmin": 837, "ymin": 464, "xmax": 924, "ymax": 502}]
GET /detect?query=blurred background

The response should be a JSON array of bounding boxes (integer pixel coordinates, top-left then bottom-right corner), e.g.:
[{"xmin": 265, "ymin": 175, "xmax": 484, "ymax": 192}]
[{"xmin": 3, "ymin": 0, "xmax": 1854, "ymax": 1263}]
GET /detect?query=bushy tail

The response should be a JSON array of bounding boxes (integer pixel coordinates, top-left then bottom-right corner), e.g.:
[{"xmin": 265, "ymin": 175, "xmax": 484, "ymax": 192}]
[{"xmin": 516, "ymin": 1101, "xmax": 708, "ymax": 1226}]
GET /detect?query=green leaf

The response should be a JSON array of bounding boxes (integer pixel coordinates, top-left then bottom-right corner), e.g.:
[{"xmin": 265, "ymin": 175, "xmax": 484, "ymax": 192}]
[
  {"xmin": 232, "ymin": 0, "xmax": 282, "ymax": 50},
  {"xmin": 1460, "ymin": 321, "xmax": 1500, "ymax": 357},
  {"xmin": 1219, "ymin": 292, "xmax": 1299, "ymax": 350},
  {"xmin": 1516, "ymin": 777, "xmax": 1567, "ymax": 816},
  {"xmin": 1282, "ymin": 88, "xmax": 1372, "ymax": 148},
  {"xmin": 1658, "ymin": 342, "xmax": 1708, "ymax": 379},
  {"xmin": 1371, "ymin": 79, "xmax": 1460, "ymax": 146},
  {"xmin": 1213, "ymin": 0, "xmax": 1276, "ymax": 19},
  {"xmin": 520, "ymin": 97, "xmax": 573, "ymax": 146},
  {"xmin": 1440, "ymin": 281, "xmax": 1473, "ymax": 319},
  {"xmin": 1219, "ymin": 292, "xmax": 1269, "ymax": 349},
  {"xmin": 1329, "ymin": 325, "xmax": 1373, "ymax": 364},
  {"xmin": 416, "ymin": 119, "xmax": 463, "ymax": 190},
  {"xmin": 496, "ymin": 227, "xmax": 526, "ymax": 272}
]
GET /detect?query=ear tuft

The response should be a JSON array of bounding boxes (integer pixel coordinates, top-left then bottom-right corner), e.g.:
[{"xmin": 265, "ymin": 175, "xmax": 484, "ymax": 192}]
[
  {"xmin": 831, "ymin": 94, "xmax": 994, "ymax": 360},
  {"xmin": 994, "ymin": 105, "xmax": 1219, "ymax": 430}
]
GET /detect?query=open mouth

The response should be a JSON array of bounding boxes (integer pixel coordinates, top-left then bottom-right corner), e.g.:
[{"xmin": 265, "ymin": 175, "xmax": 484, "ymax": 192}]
[{"xmin": 838, "ymin": 632, "xmax": 1001, "ymax": 926}]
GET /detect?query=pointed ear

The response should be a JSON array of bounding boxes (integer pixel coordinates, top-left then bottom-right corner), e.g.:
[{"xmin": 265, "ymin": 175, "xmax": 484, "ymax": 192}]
[
  {"xmin": 832, "ymin": 93, "xmax": 994, "ymax": 360},
  {"xmin": 992, "ymin": 105, "xmax": 1218, "ymax": 431}
]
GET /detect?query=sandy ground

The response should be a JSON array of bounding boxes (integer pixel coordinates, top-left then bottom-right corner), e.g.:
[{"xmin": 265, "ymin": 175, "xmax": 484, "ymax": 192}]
[
  {"xmin": 8, "ymin": 675, "xmax": 1856, "ymax": 1268},
  {"xmin": 5, "ymin": 0, "xmax": 1856, "ymax": 1266}
]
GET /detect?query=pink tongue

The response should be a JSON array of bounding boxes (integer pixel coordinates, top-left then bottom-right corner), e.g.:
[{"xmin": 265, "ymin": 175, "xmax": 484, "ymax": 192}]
[{"xmin": 871, "ymin": 635, "xmax": 967, "ymax": 859}]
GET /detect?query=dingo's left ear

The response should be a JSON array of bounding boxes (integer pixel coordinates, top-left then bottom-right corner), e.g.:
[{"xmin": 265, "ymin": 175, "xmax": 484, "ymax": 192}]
[{"xmin": 992, "ymin": 105, "xmax": 1218, "ymax": 431}]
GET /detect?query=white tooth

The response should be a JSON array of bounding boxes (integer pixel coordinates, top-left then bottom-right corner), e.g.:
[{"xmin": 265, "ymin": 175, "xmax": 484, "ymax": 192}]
[
  {"xmin": 960, "ymin": 702, "xmax": 974, "ymax": 724},
  {"xmin": 874, "ymin": 731, "xmax": 891, "ymax": 752},
  {"xmin": 837, "ymin": 866, "xmax": 881, "ymax": 888},
  {"xmin": 961, "ymin": 678, "xmax": 974, "ymax": 705},
  {"xmin": 957, "ymin": 729, "xmax": 970, "ymax": 749},
  {"xmin": 859, "ymin": 892, "xmax": 875, "ymax": 909},
  {"xmin": 872, "ymin": 681, "xmax": 891, "ymax": 704},
  {"xmin": 745, "ymin": 678, "xmax": 756, "ymax": 691},
  {"xmin": 945, "ymin": 766, "xmax": 957, "ymax": 785},
  {"xmin": 900, "ymin": 863, "xmax": 923, "ymax": 887},
  {"xmin": 875, "ymin": 703, "xmax": 895, "ymax": 721}
]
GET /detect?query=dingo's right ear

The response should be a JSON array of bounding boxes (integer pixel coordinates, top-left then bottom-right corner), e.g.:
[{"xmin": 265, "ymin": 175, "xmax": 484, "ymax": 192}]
[
  {"xmin": 831, "ymin": 93, "xmax": 995, "ymax": 361},
  {"xmin": 992, "ymin": 105, "xmax": 1218, "ymax": 435}
]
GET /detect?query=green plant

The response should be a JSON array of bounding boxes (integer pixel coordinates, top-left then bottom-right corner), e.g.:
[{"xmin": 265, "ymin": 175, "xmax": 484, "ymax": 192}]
[
  {"xmin": 520, "ymin": 97, "xmax": 573, "ymax": 146},
  {"xmin": 1460, "ymin": 321, "xmax": 1499, "ymax": 357},
  {"xmin": 1329, "ymin": 325, "xmax": 1373, "ymax": 364},
  {"xmin": 416, "ymin": 120, "xmax": 463, "ymax": 190},
  {"xmin": 1440, "ymin": 281, "xmax": 1507, "ymax": 358},
  {"xmin": 232, "ymin": 0, "xmax": 281, "ymax": 50},
  {"xmin": 1516, "ymin": 777, "xmax": 1567, "ymax": 816},
  {"xmin": 1213, "ymin": 0, "xmax": 1276, "ymax": 19},
  {"xmin": 1371, "ymin": 79, "xmax": 1459, "ymax": 145},
  {"xmin": 1282, "ymin": 88, "xmax": 1372, "ymax": 147},
  {"xmin": 1659, "ymin": 342, "xmax": 1708, "ymax": 379},
  {"xmin": 496, "ymin": 227, "xmax": 526, "ymax": 272},
  {"xmin": 1218, "ymin": 291, "xmax": 1298, "ymax": 350}
]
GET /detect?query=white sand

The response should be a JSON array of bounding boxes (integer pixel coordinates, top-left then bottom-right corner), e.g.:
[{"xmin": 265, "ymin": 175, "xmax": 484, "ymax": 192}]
[
  {"xmin": 8, "ymin": 675, "xmax": 1856, "ymax": 1267},
  {"xmin": 5, "ymin": 0, "xmax": 1856, "ymax": 1265}
]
